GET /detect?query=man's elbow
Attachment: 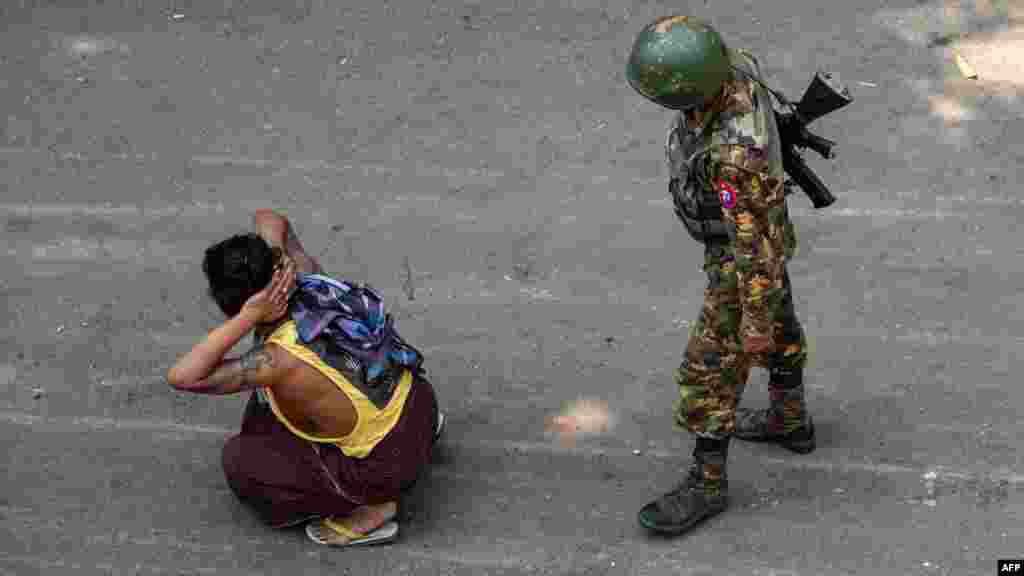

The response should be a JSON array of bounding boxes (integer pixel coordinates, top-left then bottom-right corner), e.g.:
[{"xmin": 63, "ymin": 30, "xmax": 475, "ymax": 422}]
[
  {"xmin": 165, "ymin": 368, "xmax": 191, "ymax": 391},
  {"xmin": 253, "ymin": 208, "xmax": 287, "ymax": 224}
]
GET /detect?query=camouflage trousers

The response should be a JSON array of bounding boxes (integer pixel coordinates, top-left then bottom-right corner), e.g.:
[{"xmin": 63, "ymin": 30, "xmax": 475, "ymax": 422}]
[{"xmin": 674, "ymin": 242, "xmax": 808, "ymax": 438}]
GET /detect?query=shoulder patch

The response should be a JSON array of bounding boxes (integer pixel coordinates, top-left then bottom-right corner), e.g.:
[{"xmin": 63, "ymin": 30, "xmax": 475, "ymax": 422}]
[{"xmin": 718, "ymin": 179, "xmax": 738, "ymax": 209}]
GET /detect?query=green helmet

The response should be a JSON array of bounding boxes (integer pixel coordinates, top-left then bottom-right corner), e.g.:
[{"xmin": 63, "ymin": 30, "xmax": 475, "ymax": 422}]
[{"xmin": 625, "ymin": 16, "xmax": 732, "ymax": 110}]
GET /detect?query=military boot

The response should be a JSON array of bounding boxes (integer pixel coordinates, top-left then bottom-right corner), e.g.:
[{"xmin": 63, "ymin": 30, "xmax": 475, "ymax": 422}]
[
  {"xmin": 638, "ymin": 437, "xmax": 729, "ymax": 535},
  {"xmin": 734, "ymin": 366, "xmax": 815, "ymax": 454}
]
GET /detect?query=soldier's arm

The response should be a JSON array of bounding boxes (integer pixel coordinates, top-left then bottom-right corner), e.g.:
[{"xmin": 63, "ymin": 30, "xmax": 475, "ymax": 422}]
[
  {"xmin": 716, "ymin": 145, "xmax": 788, "ymax": 355},
  {"xmin": 253, "ymin": 209, "xmax": 324, "ymax": 275}
]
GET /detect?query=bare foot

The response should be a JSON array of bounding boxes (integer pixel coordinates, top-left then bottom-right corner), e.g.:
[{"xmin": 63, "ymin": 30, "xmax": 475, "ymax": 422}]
[
  {"xmin": 346, "ymin": 501, "xmax": 398, "ymax": 534},
  {"xmin": 307, "ymin": 501, "xmax": 398, "ymax": 545}
]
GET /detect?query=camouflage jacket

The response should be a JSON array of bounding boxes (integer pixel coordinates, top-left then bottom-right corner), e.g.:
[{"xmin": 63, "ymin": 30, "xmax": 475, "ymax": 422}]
[{"xmin": 666, "ymin": 48, "xmax": 798, "ymax": 344}]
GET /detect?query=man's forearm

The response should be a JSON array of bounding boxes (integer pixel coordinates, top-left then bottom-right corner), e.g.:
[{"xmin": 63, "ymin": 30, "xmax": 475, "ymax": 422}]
[
  {"xmin": 253, "ymin": 209, "xmax": 323, "ymax": 274},
  {"xmin": 167, "ymin": 312, "xmax": 259, "ymax": 388},
  {"xmin": 286, "ymin": 229, "xmax": 323, "ymax": 274}
]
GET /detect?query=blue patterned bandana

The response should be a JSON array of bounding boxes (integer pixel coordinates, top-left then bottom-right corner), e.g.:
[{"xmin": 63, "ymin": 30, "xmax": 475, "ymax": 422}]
[{"xmin": 289, "ymin": 274, "xmax": 421, "ymax": 381}]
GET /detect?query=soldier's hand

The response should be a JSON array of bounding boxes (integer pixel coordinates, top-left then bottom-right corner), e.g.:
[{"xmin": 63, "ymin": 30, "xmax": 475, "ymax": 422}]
[{"xmin": 743, "ymin": 335, "xmax": 773, "ymax": 355}]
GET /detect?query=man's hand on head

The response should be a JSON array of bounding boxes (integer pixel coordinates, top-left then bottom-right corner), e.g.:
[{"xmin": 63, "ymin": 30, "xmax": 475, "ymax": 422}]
[
  {"xmin": 239, "ymin": 259, "xmax": 296, "ymax": 325},
  {"xmin": 167, "ymin": 260, "xmax": 295, "ymax": 395},
  {"xmin": 182, "ymin": 267, "xmax": 297, "ymax": 394},
  {"xmin": 273, "ymin": 249, "xmax": 296, "ymax": 275}
]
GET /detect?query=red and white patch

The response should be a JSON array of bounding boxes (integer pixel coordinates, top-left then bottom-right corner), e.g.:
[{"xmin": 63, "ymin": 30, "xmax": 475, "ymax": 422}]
[{"xmin": 718, "ymin": 180, "xmax": 737, "ymax": 209}]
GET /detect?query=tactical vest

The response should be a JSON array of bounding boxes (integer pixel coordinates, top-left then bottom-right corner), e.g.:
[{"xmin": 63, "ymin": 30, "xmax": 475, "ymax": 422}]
[{"xmin": 665, "ymin": 48, "xmax": 782, "ymax": 244}]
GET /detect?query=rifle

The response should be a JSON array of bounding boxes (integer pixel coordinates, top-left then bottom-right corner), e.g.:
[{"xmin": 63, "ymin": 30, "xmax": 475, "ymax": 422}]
[{"xmin": 771, "ymin": 71, "xmax": 853, "ymax": 209}]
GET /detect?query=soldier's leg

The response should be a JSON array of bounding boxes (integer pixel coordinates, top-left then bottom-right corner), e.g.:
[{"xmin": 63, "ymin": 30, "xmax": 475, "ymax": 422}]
[
  {"xmin": 639, "ymin": 243, "xmax": 750, "ymax": 535},
  {"xmin": 734, "ymin": 268, "xmax": 815, "ymax": 453}
]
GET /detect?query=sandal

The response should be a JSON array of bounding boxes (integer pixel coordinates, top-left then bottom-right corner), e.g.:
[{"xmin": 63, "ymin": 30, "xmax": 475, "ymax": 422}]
[
  {"xmin": 306, "ymin": 517, "xmax": 399, "ymax": 547},
  {"xmin": 434, "ymin": 411, "xmax": 445, "ymax": 442}
]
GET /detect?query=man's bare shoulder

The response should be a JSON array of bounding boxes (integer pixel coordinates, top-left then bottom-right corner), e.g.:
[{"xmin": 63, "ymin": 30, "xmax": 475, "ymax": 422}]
[
  {"xmin": 263, "ymin": 341, "xmax": 331, "ymax": 393},
  {"xmin": 262, "ymin": 341, "xmax": 303, "ymax": 378}
]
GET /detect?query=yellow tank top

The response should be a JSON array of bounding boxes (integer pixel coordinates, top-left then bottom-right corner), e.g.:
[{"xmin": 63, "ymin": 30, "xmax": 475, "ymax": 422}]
[{"xmin": 263, "ymin": 320, "xmax": 413, "ymax": 458}]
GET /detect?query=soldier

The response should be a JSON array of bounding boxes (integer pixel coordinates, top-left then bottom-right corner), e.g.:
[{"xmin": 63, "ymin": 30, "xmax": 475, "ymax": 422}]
[{"xmin": 625, "ymin": 16, "xmax": 815, "ymax": 535}]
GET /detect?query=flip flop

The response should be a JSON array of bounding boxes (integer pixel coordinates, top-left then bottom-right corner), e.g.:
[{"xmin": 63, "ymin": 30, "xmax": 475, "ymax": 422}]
[
  {"xmin": 306, "ymin": 517, "xmax": 399, "ymax": 547},
  {"xmin": 434, "ymin": 411, "xmax": 445, "ymax": 441}
]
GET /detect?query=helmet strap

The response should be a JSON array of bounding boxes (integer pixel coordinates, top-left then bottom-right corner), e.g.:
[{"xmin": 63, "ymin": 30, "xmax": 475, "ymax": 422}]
[{"xmin": 690, "ymin": 85, "xmax": 728, "ymax": 127}]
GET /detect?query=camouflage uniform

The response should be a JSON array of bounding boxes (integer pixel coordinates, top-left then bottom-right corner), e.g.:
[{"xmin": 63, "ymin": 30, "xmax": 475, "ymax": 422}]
[
  {"xmin": 668, "ymin": 49, "xmax": 808, "ymax": 441},
  {"xmin": 632, "ymin": 15, "xmax": 821, "ymax": 536}
]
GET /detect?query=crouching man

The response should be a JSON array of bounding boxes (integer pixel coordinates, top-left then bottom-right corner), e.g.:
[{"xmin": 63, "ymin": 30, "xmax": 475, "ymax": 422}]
[{"xmin": 167, "ymin": 209, "xmax": 443, "ymax": 547}]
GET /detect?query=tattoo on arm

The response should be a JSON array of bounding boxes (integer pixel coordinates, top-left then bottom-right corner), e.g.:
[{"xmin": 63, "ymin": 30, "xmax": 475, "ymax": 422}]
[
  {"xmin": 239, "ymin": 347, "xmax": 275, "ymax": 385},
  {"xmin": 189, "ymin": 346, "xmax": 276, "ymax": 395}
]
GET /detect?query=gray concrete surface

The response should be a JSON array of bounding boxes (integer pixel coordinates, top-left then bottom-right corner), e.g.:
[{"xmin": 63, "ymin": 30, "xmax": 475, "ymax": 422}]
[{"xmin": 2, "ymin": 0, "xmax": 1022, "ymax": 574}]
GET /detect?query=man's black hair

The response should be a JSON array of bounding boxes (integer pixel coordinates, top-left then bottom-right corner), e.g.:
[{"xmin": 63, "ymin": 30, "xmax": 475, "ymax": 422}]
[{"xmin": 202, "ymin": 233, "xmax": 275, "ymax": 317}]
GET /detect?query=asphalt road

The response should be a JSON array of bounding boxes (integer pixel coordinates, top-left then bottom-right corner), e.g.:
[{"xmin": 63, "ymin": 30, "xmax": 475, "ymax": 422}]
[{"xmin": 2, "ymin": 1, "xmax": 1022, "ymax": 574}]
